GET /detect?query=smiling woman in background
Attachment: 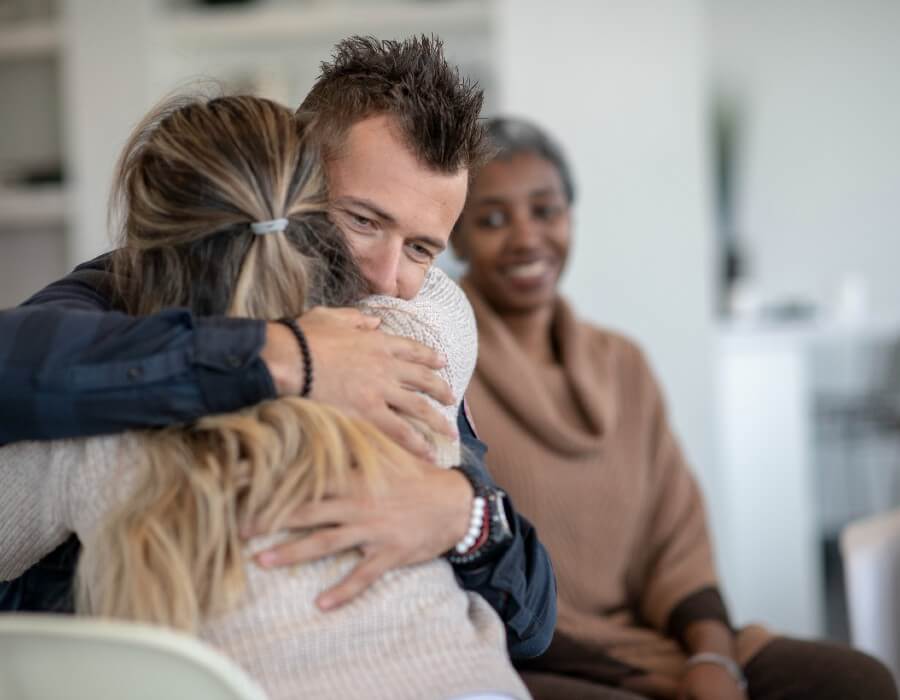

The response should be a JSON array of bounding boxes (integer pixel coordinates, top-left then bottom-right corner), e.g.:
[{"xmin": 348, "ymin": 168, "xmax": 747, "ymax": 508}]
[{"xmin": 452, "ymin": 116, "xmax": 897, "ymax": 700}]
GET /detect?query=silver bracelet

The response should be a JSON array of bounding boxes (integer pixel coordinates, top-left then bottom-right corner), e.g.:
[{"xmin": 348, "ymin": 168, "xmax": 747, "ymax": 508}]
[{"xmin": 684, "ymin": 652, "xmax": 748, "ymax": 691}]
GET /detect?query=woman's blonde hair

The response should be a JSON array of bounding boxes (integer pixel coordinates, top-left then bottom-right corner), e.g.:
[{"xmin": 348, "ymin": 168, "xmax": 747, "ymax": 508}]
[
  {"xmin": 75, "ymin": 92, "xmax": 418, "ymax": 631},
  {"xmin": 109, "ymin": 91, "xmax": 364, "ymax": 317},
  {"xmin": 77, "ymin": 398, "xmax": 413, "ymax": 630}
]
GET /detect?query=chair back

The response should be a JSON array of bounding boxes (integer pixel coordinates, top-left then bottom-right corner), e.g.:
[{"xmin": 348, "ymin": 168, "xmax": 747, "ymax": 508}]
[
  {"xmin": 0, "ymin": 614, "xmax": 269, "ymax": 700},
  {"xmin": 841, "ymin": 508, "xmax": 900, "ymax": 684}
]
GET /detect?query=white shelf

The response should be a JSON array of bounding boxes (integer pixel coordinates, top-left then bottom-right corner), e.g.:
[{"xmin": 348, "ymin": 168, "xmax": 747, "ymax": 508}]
[
  {"xmin": 0, "ymin": 185, "xmax": 68, "ymax": 228},
  {"xmin": 161, "ymin": 1, "xmax": 491, "ymax": 46},
  {"xmin": 0, "ymin": 21, "xmax": 61, "ymax": 60}
]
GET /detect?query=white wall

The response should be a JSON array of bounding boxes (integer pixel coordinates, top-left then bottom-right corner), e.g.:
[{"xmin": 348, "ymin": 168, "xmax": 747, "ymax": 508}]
[
  {"xmin": 493, "ymin": 1, "xmax": 718, "ymax": 503},
  {"xmin": 709, "ymin": 0, "xmax": 900, "ymax": 316}
]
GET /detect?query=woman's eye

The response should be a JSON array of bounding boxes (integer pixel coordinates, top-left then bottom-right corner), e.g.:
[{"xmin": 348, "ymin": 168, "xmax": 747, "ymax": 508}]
[
  {"xmin": 533, "ymin": 204, "xmax": 563, "ymax": 221},
  {"xmin": 476, "ymin": 211, "xmax": 507, "ymax": 229}
]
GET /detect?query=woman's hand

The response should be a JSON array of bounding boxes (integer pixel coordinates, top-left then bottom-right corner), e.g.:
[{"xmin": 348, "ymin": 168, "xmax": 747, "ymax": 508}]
[
  {"xmin": 675, "ymin": 620, "xmax": 748, "ymax": 700},
  {"xmin": 262, "ymin": 307, "xmax": 456, "ymax": 460},
  {"xmin": 677, "ymin": 663, "xmax": 748, "ymax": 700}
]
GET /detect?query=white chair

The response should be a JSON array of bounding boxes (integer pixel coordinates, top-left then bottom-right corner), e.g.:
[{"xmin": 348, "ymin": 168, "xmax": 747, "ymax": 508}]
[
  {"xmin": 0, "ymin": 614, "xmax": 269, "ymax": 700},
  {"xmin": 841, "ymin": 508, "xmax": 900, "ymax": 684}
]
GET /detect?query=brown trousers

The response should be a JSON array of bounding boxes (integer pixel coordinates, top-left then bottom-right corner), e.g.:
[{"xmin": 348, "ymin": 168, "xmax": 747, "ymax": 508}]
[{"xmin": 521, "ymin": 637, "xmax": 898, "ymax": 700}]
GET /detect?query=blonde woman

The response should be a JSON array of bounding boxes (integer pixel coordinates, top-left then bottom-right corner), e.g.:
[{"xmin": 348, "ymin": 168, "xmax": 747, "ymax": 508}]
[{"xmin": 0, "ymin": 94, "xmax": 529, "ymax": 700}]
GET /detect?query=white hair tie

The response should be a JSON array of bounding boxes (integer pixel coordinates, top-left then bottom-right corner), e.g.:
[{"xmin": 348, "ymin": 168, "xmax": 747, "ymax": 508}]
[{"xmin": 251, "ymin": 218, "xmax": 289, "ymax": 235}]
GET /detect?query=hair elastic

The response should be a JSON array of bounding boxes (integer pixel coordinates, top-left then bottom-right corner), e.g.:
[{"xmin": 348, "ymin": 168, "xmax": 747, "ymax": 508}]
[{"xmin": 251, "ymin": 218, "xmax": 289, "ymax": 235}]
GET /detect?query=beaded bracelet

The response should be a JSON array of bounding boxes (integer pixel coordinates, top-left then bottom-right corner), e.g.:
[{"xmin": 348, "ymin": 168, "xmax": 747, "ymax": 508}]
[
  {"xmin": 276, "ymin": 318, "xmax": 313, "ymax": 398},
  {"xmin": 453, "ymin": 495, "xmax": 487, "ymax": 554}
]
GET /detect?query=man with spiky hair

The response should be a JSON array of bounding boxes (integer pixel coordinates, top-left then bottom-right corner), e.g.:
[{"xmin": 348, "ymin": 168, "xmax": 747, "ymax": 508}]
[{"xmin": 0, "ymin": 35, "xmax": 556, "ymax": 660}]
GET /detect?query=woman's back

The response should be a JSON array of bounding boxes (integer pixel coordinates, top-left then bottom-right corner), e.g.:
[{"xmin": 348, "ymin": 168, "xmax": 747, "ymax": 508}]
[
  {"xmin": 0, "ymin": 269, "xmax": 529, "ymax": 700},
  {"xmin": 0, "ymin": 434, "xmax": 521, "ymax": 700}
]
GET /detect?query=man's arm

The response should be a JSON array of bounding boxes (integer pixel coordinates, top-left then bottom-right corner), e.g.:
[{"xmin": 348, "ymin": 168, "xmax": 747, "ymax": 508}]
[
  {"xmin": 0, "ymin": 256, "xmax": 453, "ymax": 456},
  {"xmin": 0, "ymin": 256, "xmax": 273, "ymax": 443},
  {"xmin": 451, "ymin": 406, "xmax": 557, "ymax": 659}
]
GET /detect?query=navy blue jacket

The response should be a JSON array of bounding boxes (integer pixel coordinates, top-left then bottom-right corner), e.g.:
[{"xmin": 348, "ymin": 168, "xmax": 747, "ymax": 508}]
[{"xmin": 0, "ymin": 255, "xmax": 556, "ymax": 658}]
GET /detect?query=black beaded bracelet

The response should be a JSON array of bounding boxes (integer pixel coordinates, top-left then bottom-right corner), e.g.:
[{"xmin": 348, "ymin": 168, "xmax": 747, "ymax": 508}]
[{"xmin": 277, "ymin": 318, "xmax": 313, "ymax": 398}]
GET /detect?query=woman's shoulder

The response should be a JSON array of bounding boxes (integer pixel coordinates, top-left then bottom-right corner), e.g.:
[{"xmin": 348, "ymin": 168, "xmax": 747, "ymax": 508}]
[
  {"xmin": 54, "ymin": 434, "xmax": 142, "ymax": 530},
  {"xmin": 569, "ymin": 316, "xmax": 663, "ymax": 400},
  {"xmin": 359, "ymin": 267, "xmax": 473, "ymax": 335},
  {"xmin": 577, "ymin": 319, "xmax": 651, "ymax": 368},
  {"xmin": 359, "ymin": 267, "xmax": 478, "ymax": 407}
]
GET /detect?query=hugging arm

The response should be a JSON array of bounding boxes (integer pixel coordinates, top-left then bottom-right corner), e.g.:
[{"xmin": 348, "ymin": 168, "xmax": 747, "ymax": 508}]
[
  {"xmin": 451, "ymin": 407, "xmax": 557, "ymax": 660},
  {"xmin": 0, "ymin": 255, "xmax": 452, "ymax": 456},
  {"xmin": 0, "ymin": 256, "xmax": 273, "ymax": 444}
]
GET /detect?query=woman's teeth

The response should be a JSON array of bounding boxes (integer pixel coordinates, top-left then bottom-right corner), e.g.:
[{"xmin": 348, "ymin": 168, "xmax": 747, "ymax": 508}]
[{"xmin": 505, "ymin": 260, "xmax": 547, "ymax": 279}]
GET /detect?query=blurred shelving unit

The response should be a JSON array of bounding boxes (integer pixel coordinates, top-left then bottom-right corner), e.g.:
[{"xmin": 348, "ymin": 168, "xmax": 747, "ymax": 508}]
[
  {"xmin": 0, "ymin": 185, "xmax": 68, "ymax": 228},
  {"xmin": 149, "ymin": 1, "xmax": 496, "ymax": 110},
  {"xmin": 0, "ymin": 19, "xmax": 61, "ymax": 59},
  {"xmin": 161, "ymin": 1, "xmax": 490, "ymax": 44},
  {"xmin": 0, "ymin": 4, "xmax": 68, "ymax": 308}
]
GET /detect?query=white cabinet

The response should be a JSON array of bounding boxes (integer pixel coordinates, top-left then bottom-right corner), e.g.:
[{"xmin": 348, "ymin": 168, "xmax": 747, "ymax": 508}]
[
  {"xmin": 715, "ymin": 325, "xmax": 824, "ymax": 637},
  {"xmin": 715, "ymin": 319, "xmax": 900, "ymax": 638}
]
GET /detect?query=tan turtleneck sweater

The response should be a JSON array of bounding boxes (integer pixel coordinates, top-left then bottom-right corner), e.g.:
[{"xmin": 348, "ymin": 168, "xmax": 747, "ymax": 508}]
[{"xmin": 460, "ymin": 279, "xmax": 770, "ymax": 696}]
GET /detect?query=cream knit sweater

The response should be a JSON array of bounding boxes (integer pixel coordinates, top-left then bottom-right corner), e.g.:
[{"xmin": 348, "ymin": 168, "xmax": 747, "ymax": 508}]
[{"xmin": 0, "ymin": 268, "xmax": 529, "ymax": 700}]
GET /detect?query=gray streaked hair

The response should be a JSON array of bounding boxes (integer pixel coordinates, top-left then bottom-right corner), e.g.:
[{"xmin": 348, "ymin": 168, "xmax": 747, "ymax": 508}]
[{"xmin": 483, "ymin": 117, "xmax": 576, "ymax": 204}]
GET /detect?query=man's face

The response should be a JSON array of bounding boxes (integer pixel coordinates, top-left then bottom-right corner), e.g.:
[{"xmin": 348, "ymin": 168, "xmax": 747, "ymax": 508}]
[{"xmin": 325, "ymin": 115, "xmax": 469, "ymax": 300}]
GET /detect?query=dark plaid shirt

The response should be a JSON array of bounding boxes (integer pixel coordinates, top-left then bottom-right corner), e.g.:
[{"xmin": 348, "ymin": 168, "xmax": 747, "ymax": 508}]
[{"xmin": 0, "ymin": 255, "xmax": 556, "ymax": 659}]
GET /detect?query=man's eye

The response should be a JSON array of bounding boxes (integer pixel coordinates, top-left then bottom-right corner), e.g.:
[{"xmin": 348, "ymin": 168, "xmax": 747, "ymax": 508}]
[
  {"xmin": 350, "ymin": 213, "xmax": 373, "ymax": 229},
  {"xmin": 407, "ymin": 243, "xmax": 435, "ymax": 263}
]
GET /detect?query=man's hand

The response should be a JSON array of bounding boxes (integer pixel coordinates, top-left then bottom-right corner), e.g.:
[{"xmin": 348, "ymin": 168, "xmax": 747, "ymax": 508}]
[
  {"xmin": 261, "ymin": 307, "xmax": 456, "ymax": 459},
  {"xmin": 677, "ymin": 664, "xmax": 747, "ymax": 700},
  {"xmin": 254, "ymin": 462, "xmax": 473, "ymax": 610}
]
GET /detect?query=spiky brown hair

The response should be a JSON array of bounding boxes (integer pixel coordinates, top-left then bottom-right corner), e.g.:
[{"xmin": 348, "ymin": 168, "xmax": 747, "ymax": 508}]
[{"xmin": 299, "ymin": 35, "xmax": 489, "ymax": 174}]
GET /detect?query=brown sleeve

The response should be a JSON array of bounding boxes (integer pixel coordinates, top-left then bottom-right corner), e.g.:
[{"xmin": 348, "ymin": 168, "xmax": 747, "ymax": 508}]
[
  {"xmin": 665, "ymin": 585, "xmax": 733, "ymax": 648},
  {"xmin": 626, "ymin": 346, "xmax": 725, "ymax": 635}
]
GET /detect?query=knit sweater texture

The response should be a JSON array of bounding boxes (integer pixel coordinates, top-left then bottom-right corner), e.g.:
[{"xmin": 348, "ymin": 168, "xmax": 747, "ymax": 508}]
[
  {"xmin": 460, "ymin": 280, "xmax": 770, "ymax": 696},
  {"xmin": 0, "ymin": 268, "xmax": 528, "ymax": 700}
]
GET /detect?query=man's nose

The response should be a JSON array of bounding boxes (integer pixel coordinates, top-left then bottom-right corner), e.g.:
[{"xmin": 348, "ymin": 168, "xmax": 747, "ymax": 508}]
[{"xmin": 364, "ymin": 242, "xmax": 401, "ymax": 297}]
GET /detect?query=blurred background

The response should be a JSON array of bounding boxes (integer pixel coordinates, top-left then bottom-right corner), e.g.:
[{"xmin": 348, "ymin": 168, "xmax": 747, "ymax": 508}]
[{"xmin": 2, "ymin": 0, "xmax": 899, "ymax": 644}]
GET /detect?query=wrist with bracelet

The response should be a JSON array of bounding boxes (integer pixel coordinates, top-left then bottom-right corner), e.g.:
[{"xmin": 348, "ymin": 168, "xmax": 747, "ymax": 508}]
[
  {"xmin": 276, "ymin": 318, "xmax": 313, "ymax": 398},
  {"xmin": 446, "ymin": 464, "xmax": 513, "ymax": 568},
  {"xmin": 684, "ymin": 652, "xmax": 747, "ymax": 691},
  {"xmin": 453, "ymin": 493, "xmax": 487, "ymax": 555}
]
